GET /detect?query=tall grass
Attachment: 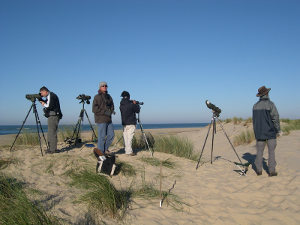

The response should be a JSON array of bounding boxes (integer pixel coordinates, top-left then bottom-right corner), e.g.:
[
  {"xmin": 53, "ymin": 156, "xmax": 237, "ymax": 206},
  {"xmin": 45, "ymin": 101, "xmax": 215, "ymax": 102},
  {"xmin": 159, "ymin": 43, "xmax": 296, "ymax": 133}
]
[
  {"xmin": 113, "ymin": 131, "xmax": 155, "ymax": 150},
  {"xmin": 154, "ymin": 136, "xmax": 197, "ymax": 161},
  {"xmin": 69, "ymin": 170, "xmax": 131, "ymax": 219},
  {"xmin": 282, "ymin": 119, "xmax": 300, "ymax": 135},
  {"xmin": 232, "ymin": 117, "xmax": 243, "ymax": 125},
  {"xmin": 15, "ymin": 132, "xmax": 41, "ymax": 146},
  {"xmin": 115, "ymin": 161, "xmax": 136, "ymax": 177},
  {"xmin": 58, "ymin": 126, "xmax": 74, "ymax": 142},
  {"xmin": 0, "ymin": 175, "xmax": 60, "ymax": 225},
  {"xmin": 139, "ymin": 157, "xmax": 175, "ymax": 169},
  {"xmin": 233, "ymin": 129, "xmax": 255, "ymax": 146}
]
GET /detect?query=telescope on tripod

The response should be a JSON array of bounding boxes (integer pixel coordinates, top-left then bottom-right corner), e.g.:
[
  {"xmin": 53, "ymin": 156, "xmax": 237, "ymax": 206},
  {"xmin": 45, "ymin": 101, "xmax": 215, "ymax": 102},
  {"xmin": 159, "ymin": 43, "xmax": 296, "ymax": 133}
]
[
  {"xmin": 10, "ymin": 94, "xmax": 48, "ymax": 156},
  {"xmin": 196, "ymin": 100, "xmax": 247, "ymax": 176},
  {"xmin": 65, "ymin": 94, "xmax": 97, "ymax": 146}
]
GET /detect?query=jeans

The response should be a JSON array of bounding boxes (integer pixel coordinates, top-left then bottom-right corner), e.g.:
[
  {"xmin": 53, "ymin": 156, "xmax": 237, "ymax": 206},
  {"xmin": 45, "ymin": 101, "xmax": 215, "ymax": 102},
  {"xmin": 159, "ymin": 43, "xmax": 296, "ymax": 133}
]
[
  {"xmin": 123, "ymin": 125, "xmax": 136, "ymax": 154},
  {"xmin": 97, "ymin": 123, "xmax": 115, "ymax": 153}
]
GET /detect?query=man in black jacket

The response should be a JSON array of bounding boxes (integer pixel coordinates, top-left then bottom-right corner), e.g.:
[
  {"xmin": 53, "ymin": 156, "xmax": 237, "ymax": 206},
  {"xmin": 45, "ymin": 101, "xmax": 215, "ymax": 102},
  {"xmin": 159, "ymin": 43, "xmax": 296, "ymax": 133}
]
[
  {"xmin": 253, "ymin": 86, "xmax": 281, "ymax": 176},
  {"xmin": 119, "ymin": 91, "xmax": 140, "ymax": 156},
  {"xmin": 39, "ymin": 86, "xmax": 62, "ymax": 154}
]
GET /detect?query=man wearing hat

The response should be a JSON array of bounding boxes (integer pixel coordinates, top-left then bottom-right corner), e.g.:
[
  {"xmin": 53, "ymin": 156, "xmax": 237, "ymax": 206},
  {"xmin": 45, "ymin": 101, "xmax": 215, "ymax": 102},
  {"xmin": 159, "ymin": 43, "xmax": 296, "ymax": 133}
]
[
  {"xmin": 119, "ymin": 91, "xmax": 140, "ymax": 156},
  {"xmin": 92, "ymin": 81, "xmax": 115, "ymax": 159},
  {"xmin": 252, "ymin": 86, "xmax": 281, "ymax": 176}
]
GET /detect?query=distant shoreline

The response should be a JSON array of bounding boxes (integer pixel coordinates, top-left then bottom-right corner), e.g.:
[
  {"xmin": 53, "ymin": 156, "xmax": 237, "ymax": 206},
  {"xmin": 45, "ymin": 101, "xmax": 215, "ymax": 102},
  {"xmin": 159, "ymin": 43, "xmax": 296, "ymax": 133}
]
[{"xmin": 0, "ymin": 123, "xmax": 209, "ymax": 136}]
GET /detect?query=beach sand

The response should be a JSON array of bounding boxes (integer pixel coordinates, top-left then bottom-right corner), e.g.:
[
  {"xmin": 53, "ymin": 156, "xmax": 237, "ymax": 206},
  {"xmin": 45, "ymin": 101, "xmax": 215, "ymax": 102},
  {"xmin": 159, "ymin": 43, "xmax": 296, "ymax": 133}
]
[{"xmin": 0, "ymin": 123, "xmax": 299, "ymax": 224}]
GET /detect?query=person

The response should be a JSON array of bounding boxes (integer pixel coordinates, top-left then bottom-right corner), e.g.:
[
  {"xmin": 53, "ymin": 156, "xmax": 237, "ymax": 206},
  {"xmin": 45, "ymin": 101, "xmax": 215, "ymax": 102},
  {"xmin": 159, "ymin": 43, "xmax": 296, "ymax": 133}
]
[
  {"xmin": 119, "ymin": 91, "xmax": 140, "ymax": 156},
  {"xmin": 252, "ymin": 86, "xmax": 281, "ymax": 176},
  {"xmin": 39, "ymin": 86, "xmax": 63, "ymax": 154},
  {"xmin": 92, "ymin": 81, "xmax": 115, "ymax": 159}
]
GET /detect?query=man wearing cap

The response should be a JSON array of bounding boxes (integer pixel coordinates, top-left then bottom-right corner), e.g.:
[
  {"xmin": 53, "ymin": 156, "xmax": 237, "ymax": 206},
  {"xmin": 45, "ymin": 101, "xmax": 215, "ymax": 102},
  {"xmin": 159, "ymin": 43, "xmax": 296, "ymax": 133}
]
[
  {"xmin": 92, "ymin": 82, "xmax": 115, "ymax": 159},
  {"xmin": 252, "ymin": 86, "xmax": 281, "ymax": 176},
  {"xmin": 120, "ymin": 91, "xmax": 140, "ymax": 156}
]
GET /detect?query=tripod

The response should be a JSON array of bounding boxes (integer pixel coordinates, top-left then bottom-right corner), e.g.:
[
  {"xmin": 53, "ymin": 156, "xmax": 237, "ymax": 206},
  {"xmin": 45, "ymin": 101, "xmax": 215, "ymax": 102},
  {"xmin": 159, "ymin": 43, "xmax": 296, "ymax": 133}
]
[
  {"xmin": 114, "ymin": 112, "xmax": 154, "ymax": 157},
  {"xmin": 195, "ymin": 111, "xmax": 246, "ymax": 176},
  {"xmin": 10, "ymin": 99, "xmax": 48, "ymax": 156},
  {"xmin": 67, "ymin": 101, "xmax": 97, "ymax": 145}
]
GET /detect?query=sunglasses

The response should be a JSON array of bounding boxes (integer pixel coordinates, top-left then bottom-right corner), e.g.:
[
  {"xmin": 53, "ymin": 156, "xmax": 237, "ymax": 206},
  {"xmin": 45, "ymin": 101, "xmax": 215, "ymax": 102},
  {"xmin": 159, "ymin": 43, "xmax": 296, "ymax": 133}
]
[{"xmin": 101, "ymin": 85, "xmax": 108, "ymax": 87}]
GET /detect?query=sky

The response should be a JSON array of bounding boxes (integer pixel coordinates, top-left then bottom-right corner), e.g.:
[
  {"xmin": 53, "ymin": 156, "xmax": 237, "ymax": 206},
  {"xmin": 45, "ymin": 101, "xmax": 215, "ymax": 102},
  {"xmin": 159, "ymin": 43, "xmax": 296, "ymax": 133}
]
[{"xmin": 0, "ymin": 0, "xmax": 299, "ymax": 125}]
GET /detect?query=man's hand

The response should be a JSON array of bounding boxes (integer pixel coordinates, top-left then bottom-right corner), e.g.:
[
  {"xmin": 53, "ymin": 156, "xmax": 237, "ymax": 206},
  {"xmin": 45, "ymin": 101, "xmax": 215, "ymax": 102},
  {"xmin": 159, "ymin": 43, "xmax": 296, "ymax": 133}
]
[
  {"xmin": 40, "ymin": 101, "xmax": 45, "ymax": 106},
  {"xmin": 132, "ymin": 100, "xmax": 137, "ymax": 104},
  {"xmin": 277, "ymin": 131, "xmax": 283, "ymax": 137}
]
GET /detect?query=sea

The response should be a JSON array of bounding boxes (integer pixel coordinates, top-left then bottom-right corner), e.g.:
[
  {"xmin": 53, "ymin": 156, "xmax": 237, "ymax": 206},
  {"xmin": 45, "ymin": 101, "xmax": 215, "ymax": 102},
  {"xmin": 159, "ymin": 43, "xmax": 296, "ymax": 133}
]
[{"xmin": 0, "ymin": 123, "xmax": 209, "ymax": 135}]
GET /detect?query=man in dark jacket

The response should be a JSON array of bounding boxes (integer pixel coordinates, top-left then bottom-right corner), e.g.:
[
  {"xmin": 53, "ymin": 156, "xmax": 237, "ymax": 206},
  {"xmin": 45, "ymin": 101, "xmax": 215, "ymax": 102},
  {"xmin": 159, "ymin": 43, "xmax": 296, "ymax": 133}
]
[
  {"xmin": 92, "ymin": 81, "xmax": 115, "ymax": 157},
  {"xmin": 120, "ymin": 91, "xmax": 140, "ymax": 156},
  {"xmin": 39, "ymin": 86, "xmax": 63, "ymax": 154},
  {"xmin": 253, "ymin": 86, "xmax": 281, "ymax": 176}
]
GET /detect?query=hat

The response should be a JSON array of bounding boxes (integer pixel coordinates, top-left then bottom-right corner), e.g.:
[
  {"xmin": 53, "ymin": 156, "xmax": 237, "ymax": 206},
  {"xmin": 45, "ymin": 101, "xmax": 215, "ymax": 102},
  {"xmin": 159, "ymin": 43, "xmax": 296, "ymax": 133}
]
[
  {"xmin": 256, "ymin": 86, "xmax": 271, "ymax": 97},
  {"xmin": 121, "ymin": 91, "xmax": 130, "ymax": 98},
  {"xmin": 99, "ymin": 81, "xmax": 107, "ymax": 87}
]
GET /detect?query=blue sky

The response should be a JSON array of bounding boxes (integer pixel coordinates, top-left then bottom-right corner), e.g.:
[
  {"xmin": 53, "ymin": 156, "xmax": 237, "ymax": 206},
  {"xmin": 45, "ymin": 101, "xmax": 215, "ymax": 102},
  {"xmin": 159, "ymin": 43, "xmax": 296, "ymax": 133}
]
[{"xmin": 0, "ymin": 0, "xmax": 299, "ymax": 125}]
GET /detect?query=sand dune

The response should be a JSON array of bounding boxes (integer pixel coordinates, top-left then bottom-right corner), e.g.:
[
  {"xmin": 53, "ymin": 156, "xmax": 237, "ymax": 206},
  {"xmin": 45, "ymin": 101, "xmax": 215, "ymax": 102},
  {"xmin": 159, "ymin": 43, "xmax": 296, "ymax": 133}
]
[{"xmin": 0, "ymin": 123, "xmax": 299, "ymax": 224}]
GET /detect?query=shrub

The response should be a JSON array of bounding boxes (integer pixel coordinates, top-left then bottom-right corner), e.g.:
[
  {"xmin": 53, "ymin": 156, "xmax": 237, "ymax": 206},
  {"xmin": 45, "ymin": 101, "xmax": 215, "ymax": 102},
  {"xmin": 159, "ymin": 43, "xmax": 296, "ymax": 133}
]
[
  {"xmin": 154, "ymin": 136, "xmax": 197, "ymax": 161},
  {"xmin": 233, "ymin": 130, "xmax": 255, "ymax": 146}
]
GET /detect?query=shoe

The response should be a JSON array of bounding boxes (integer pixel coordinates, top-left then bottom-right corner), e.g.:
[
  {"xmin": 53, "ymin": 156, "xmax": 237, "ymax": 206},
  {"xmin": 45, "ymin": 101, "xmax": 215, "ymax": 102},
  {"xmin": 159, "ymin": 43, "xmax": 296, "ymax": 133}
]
[
  {"xmin": 256, "ymin": 171, "xmax": 262, "ymax": 176},
  {"xmin": 269, "ymin": 172, "xmax": 278, "ymax": 177},
  {"xmin": 126, "ymin": 152, "xmax": 136, "ymax": 156}
]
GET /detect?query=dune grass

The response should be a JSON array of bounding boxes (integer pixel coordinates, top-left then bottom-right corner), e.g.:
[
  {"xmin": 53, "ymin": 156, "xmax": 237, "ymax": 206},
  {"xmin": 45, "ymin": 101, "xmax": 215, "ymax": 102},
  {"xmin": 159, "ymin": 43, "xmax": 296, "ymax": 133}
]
[
  {"xmin": 153, "ymin": 136, "xmax": 197, "ymax": 161},
  {"xmin": 58, "ymin": 126, "xmax": 74, "ymax": 142},
  {"xmin": 0, "ymin": 157, "xmax": 19, "ymax": 170},
  {"xmin": 15, "ymin": 132, "xmax": 41, "ymax": 146},
  {"xmin": 139, "ymin": 157, "xmax": 175, "ymax": 169},
  {"xmin": 281, "ymin": 119, "xmax": 300, "ymax": 135},
  {"xmin": 233, "ymin": 129, "xmax": 255, "ymax": 146},
  {"xmin": 115, "ymin": 161, "xmax": 136, "ymax": 177},
  {"xmin": 69, "ymin": 170, "xmax": 131, "ymax": 219},
  {"xmin": 0, "ymin": 174, "xmax": 60, "ymax": 225}
]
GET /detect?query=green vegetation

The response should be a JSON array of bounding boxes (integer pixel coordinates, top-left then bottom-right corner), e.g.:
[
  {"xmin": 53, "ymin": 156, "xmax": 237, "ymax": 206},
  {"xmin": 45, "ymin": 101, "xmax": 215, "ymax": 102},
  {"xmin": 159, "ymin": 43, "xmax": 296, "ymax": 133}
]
[
  {"xmin": 232, "ymin": 117, "xmax": 243, "ymax": 125},
  {"xmin": 15, "ymin": 132, "xmax": 41, "ymax": 146},
  {"xmin": 154, "ymin": 136, "xmax": 197, "ymax": 161},
  {"xmin": 0, "ymin": 174, "xmax": 60, "ymax": 225},
  {"xmin": 233, "ymin": 129, "xmax": 255, "ymax": 146},
  {"xmin": 282, "ymin": 119, "xmax": 300, "ymax": 135},
  {"xmin": 0, "ymin": 157, "xmax": 18, "ymax": 170},
  {"xmin": 139, "ymin": 157, "xmax": 175, "ymax": 169},
  {"xmin": 69, "ymin": 170, "xmax": 131, "ymax": 219},
  {"xmin": 115, "ymin": 161, "xmax": 136, "ymax": 177},
  {"xmin": 58, "ymin": 126, "xmax": 74, "ymax": 142}
]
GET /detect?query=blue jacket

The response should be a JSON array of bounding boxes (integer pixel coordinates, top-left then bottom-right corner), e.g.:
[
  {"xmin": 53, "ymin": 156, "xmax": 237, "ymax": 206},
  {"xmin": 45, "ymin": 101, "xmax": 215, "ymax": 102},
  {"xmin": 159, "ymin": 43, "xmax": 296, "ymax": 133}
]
[{"xmin": 252, "ymin": 95, "xmax": 280, "ymax": 140}]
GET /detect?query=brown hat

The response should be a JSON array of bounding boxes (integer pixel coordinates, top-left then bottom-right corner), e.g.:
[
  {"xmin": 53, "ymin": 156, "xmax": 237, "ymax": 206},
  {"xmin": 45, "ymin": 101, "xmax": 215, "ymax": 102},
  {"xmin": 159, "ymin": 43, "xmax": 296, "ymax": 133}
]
[{"xmin": 256, "ymin": 86, "xmax": 271, "ymax": 97}]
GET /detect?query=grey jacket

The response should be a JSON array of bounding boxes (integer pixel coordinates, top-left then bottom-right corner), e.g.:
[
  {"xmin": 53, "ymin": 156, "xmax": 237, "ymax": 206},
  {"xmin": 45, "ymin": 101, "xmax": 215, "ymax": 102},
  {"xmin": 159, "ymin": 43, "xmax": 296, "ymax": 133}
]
[
  {"xmin": 252, "ymin": 95, "xmax": 280, "ymax": 140},
  {"xmin": 92, "ymin": 92, "xmax": 114, "ymax": 124}
]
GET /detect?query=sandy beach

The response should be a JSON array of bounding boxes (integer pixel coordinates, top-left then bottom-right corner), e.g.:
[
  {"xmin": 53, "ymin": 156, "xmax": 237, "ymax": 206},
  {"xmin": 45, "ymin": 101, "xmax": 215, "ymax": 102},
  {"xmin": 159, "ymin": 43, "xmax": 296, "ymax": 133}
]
[{"xmin": 0, "ymin": 123, "xmax": 299, "ymax": 224}]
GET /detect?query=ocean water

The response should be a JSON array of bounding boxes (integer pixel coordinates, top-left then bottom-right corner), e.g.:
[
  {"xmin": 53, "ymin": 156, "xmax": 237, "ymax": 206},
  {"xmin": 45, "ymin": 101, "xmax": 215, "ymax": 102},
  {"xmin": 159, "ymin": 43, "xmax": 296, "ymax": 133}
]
[{"xmin": 0, "ymin": 123, "xmax": 208, "ymax": 135}]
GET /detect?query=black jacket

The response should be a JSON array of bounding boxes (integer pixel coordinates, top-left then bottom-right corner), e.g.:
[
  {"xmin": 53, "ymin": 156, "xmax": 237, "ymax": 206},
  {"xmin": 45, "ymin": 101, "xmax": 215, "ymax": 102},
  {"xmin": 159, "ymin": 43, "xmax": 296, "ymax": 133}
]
[
  {"xmin": 44, "ymin": 92, "xmax": 63, "ymax": 119},
  {"xmin": 120, "ymin": 98, "xmax": 140, "ymax": 125},
  {"xmin": 252, "ymin": 95, "xmax": 280, "ymax": 140}
]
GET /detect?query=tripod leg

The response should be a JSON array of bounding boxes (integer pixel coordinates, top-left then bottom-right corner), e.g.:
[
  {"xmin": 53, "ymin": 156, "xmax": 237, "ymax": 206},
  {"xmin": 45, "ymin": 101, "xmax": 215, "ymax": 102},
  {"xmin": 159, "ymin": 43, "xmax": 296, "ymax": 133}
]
[
  {"xmin": 216, "ymin": 118, "xmax": 246, "ymax": 175},
  {"xmin": 196, "ymin": 119, "xmax": 213, "ymax": 169},
  {"xmin": 35, "ymin": 108, "xmax": 49, "ymax": 149},
  {"xmin": 10, "ymin": 105, "xmax": 33, "ymax": 152},
  {"xmin": 211, "ymin": 118, "xmax": 216, "ymax": 164},
  {"xmin": 84, "ymin": 109, "xmax": 97, "ymax": 141},
  {"xmin": 33, "ymin": 104, "xmax": 44, "ymax": 156},
  {"xmin": 138, "ymin": 121, "xmax": 153, "ymax": 157}
]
